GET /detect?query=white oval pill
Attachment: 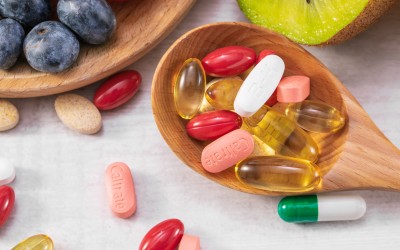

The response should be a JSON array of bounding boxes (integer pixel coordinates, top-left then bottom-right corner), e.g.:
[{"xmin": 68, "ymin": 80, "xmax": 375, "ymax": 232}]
[
  {"xmin": 0, "ymin": 158, "xmax": 16, "ymax": 186},
  {"xmin": 234, "ymin": 55, "xmax": 285, "ymax": 117},
  {"xmin": 0, "ymin": 100, "xmax": 19, "ymax": 132}
]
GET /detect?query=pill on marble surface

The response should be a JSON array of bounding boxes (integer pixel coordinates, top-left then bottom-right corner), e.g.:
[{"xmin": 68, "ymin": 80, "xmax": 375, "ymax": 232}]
[
  {"xmin": 178, "ymin": 234, "xmax": 201, "ymax": 250},
  {"xmin": 55, "ymin": 94, "xmax": 102, "ymax": 134},
  {"xmin": 202, "ymin": 46, "xmax": 256, "ymax": 77},
  {"xmin": 186, "ymin": 110, "xmax": 242, "ymax": 141},
  {"xmin": 105, "ymin": 162, "xmax": 136, "ymax": 218},
  {"xmin": 278, "ymin": 194, "xmax": 366, "ymax": 223},
  {"xmin": 0, "ymin": 100, "xmax": 19, "ymax": 132},
  {"xmin": 0, "ymin": 185, "xmax": 15, "ymax": 227},
  {"xmin": 277, "ymin": 76, "xmax": 310, "ymax": 103},
  {"xmin": 0, "ymin": 158, "xmax": 15, "ymax": 186},
  {"xmin": 94, "ymin": 70, "xmax": 142, "ymax": 110},
  {"xmin": 12, "ymin": 234, "xmax": 54, "ymax": 250},
  {"xmin": 139, "ymin": 218, "xmax": 184, "ymax": 250},
  {"xmin": 234, "ymin": 55, "xmax": 285, "ymax": 117},
  {"xmin": 201, "ymin": 129, "xmax": 254, "ymax": 173}
]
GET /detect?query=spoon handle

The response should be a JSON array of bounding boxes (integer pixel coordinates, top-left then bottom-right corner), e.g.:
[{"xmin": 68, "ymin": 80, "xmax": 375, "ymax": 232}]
[{"xmin": 321, "ymin": 85, "xmax": 400, "ymax": 192}]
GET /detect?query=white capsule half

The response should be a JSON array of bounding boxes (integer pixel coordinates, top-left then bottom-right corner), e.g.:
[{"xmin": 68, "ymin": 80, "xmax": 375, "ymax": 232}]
[
  {"xmin": 234, "ymin": 55, "xmax": 284, "ymax": 117},
  {"xmin": 317, "ymin": 194, "xmax": 366, "ymax": 221},
  {"xmin": 0, "ymin": 158, "xmax": 16, "ymax": 186}
]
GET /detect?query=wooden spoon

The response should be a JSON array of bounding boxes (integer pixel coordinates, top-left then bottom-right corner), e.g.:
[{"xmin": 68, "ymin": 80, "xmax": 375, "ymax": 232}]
[
  {"xmin": 151, "ymin": 22, "xmax": 400, "ymax": 196},
  {"xmin": 0, "ymin": 0, "xmax": 196, "ymax": 98}
]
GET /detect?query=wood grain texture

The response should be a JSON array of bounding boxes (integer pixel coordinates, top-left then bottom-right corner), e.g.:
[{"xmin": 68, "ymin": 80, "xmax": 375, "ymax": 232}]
[
  {"xmin": 152, "ymin": 22, "xmax": 400, "ymax": 196},
  {"xmin": 0, "ymin": 0, "xmax": 196, "ymax": 98}
]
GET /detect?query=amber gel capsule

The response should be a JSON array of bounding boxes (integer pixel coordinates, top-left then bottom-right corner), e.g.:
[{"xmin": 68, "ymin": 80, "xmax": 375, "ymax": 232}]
[
  {"xmin": 285, "ymin": 100, "xmax": 346, "ymax": 133},
  {"xmin": 12, "ymin": 234, "xmax": 54, "ymax": 250},
  {"xmin": 174, "ymin": 58, "xmax": 206, "ymax": 119},
  {"xmin": 235, "ymin": 156, "xmax": 321, "ymax": 192},
  {"xmin": 205, "ymin": 77, "xmax": 243, "ymax": 110},
  {"xmin": 244, "ymin": 105, "xmax": 319, "ymax": 162}
]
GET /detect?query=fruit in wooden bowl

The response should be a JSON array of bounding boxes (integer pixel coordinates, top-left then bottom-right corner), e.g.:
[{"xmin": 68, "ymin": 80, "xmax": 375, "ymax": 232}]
[
  {"xmin": 0, "ymin": 0, "xmax": 196, "ymax": 98},
  {"xmin": 151, "ymin": 22, "xmax": 400, "ymax": 196},
  {"xmin": 237, "ymin": 0, "xmax": 396, "ymax": 45}
]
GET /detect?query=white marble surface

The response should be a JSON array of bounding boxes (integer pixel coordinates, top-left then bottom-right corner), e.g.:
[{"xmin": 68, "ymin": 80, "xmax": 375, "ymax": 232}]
[{"xmin": 2, "ymin": 0, "xmax": 400, "ymax": 249}]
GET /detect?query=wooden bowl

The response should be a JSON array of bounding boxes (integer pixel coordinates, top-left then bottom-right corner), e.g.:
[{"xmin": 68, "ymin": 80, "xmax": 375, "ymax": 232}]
[
  {"xmin": 151, "ymin": 22, "xmax": 400, "ymax": 196},
  {"xmin": 0, "ymin": 0, "xmax": 196, "ymax": 98}
]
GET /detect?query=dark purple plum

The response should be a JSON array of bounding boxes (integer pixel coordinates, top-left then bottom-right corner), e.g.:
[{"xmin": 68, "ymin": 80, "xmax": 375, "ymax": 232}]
[
  {"xmin": 57, "ymin": 0, "xmax": 116, "ymax": 45},
  {"xmin": 24, "ymin": 21, "xmax": 80, "ymax": 73},
  {"xmin": 0, "ymin": 18, "xmax": 25, "ymax": 69},
  {"xmin": 0, "ymin": 0, "xmax": 50, "ymax": 29}
]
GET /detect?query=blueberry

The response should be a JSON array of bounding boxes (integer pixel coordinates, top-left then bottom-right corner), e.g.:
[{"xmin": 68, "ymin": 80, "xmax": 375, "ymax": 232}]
[
  {"xmin": 0, "ymin": 18, "xmax": 25, "ymax": 69},
  {"xmin": 57, "ymin": 0, "xmax": 116, "ymax": 45},
  {"xmin": 24, "ymin": 21, "xmax": 80, "ymax": 73},
  {"xmin": 0, "ymin": 0, "xmax": 50, "ymax": 29}
]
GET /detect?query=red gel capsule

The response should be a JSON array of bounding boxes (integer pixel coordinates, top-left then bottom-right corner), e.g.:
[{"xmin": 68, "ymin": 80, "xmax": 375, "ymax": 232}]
[
  {"xmin": 186, "ymin": 110, "xmax": 242, "ymax": 141},
  {"xmin": 265, "ymin": 89, "xmax": 278, "ymax": 107},
  {"xmin": 201, "ymin": 46, "xmax": 256, "ymax": 77},
  {"xmin": 139, "ymin": 219, "xmax": 184, "ymax": 250},
  {"xmin": 93, "ymin": 70, "xmax": 141, "ymax": 110},
  {"xmin": 0, "ymin": 186, "xmax": 15, "ymax": 227},
  {"xmin": 256, "ymin": 49, "xmax": 276, "ymax": 64}
]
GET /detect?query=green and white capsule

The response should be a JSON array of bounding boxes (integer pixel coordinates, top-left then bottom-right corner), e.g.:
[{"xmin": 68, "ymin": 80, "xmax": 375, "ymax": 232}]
[{"xmin": 278, "ymin": 194, "xmax": 366, "ymax": 223}]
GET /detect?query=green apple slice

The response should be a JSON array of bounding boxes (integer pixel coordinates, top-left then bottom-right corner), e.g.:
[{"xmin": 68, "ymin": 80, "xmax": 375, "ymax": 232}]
[{"xmin": 237, "ymin": 0, "xmax": 369, "ymax": 45}]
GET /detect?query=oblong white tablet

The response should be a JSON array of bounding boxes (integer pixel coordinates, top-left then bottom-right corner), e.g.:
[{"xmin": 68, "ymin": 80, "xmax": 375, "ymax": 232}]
[
  {"xmin": 0, "ymin": 158, "xmax": 15, "ymax": 186},
  {"xmin": 234, "ymin": 55, "xmax": 285, "ymax": 117}
]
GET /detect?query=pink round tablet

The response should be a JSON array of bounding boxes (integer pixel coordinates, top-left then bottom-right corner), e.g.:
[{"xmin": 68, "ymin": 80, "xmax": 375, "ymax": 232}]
[
  {"xmin": 178, "ymin": 234, "xmax": 201, "ymax": 250},
  {"xmin": 201, "ymin": 129, "xmax": 254, "ymax": 173},
  {"xmin": 105, "ymin": 162, "xmax": 136, "ymax": 218},
  {"xmin": 277, "ymin": 75, "xmax": 310, "ymax": 103}
]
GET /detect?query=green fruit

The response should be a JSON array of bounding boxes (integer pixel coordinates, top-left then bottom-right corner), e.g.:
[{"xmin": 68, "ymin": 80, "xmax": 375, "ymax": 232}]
[{"xmin": 237, "ymin": 0, "xmax": 395, "ymax": 45}]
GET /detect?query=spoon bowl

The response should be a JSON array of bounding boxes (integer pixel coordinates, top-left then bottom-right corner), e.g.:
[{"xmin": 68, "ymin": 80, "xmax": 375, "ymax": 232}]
[{"xmin": 152, "ymin": 22, "xmax": 400, "ymax": 196}]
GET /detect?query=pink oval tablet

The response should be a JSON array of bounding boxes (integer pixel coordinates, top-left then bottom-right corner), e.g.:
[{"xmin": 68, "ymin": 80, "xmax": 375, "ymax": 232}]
[
  {"xmin": 178, "ymin": 234, "xmax": 201, "ymax": 250},
  {"xmin": 277, "ymin": 76, "xmax": 310, "ymax": 103},
  {"xmin": 201, "ymin": 129, "xmax": 254, "ymax": 173},
  {"xmin": 105, "ymin": 162, "xmax": 136, "ymax": 218}
]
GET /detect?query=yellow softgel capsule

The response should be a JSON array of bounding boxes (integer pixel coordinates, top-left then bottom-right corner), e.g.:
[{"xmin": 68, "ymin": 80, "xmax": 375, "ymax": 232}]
[
  {"xmin": 205, "ymin": 77, "xmax": 243, "ymax": 110},
  {"xmin": 285, "ymin": 100, "xmax": 346, "ymax": 133},
  {"xmin": 12, "ymin": 234, "xmax": 54, "ymax": 250},
  {"xmin": 174, "ymin": 58, "xmax": 206, "ymax": 119},
  {"xmin": 243, "ymin": 105, "xmax": 319, "ymax": 162},
  {"xmin": 235, "ymin": 156, "xmax": 321, "ymax": 192}
]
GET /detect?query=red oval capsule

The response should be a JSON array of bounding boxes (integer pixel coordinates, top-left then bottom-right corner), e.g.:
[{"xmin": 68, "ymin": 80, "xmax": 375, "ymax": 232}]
[
  {"xmin": 139, "ymin": 219, "xmax": 184, "ymax": 250},
  {"xmin": 201, "ymin": 46, "xmax": 256, "ymax": 77},
  {"xmin": 94, "ymin": 70, "xmax": 141, "ymax": 110},
  {"xmin": 186, "ymin": 110, "xmax": 242, "ymax": 141},
  {"xmin": 0, "ymin": 186, "xmax": 15, "ymax": 227},
  {"xmin": 256, "ymin": 49, "xmax": 276, "ymax": 64},
  {"xmin": 265, "ymin": 89, "xmax": 278, "ymax": 107}
]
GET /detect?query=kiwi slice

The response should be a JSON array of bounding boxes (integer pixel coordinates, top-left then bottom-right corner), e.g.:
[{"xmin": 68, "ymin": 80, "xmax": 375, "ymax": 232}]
[{"xmin": 238, "ymin": 0, "xmax": 373, "ymax": 45}]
